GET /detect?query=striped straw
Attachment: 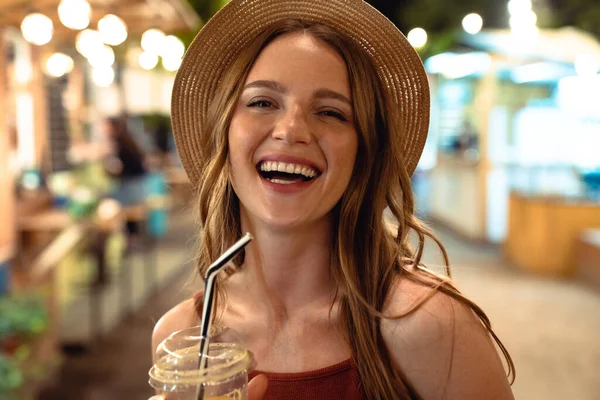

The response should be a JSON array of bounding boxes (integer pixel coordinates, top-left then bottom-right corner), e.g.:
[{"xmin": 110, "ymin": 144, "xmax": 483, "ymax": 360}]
[{"xmin": 195, "ymin": 232, "xmax": 253, "ymax": 400}]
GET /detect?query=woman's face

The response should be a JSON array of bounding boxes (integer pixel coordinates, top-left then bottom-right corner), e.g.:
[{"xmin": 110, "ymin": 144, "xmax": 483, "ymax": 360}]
[{"xmin": 228, "ymin": 32, "xmax": 358, "ymax": 230}]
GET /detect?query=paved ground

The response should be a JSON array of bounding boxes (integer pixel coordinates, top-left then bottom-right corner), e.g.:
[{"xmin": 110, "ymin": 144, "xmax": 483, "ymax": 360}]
[{"xmin": 38, "ymin": 217, "xmax": 600, "ymax": 400}]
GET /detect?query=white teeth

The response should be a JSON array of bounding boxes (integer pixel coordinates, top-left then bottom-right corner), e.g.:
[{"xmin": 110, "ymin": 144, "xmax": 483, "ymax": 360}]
[
  {"xmin": 269, "ymin": 178, "xmax": 295, "ymax": 185},
  {"xmin": 259, "ymin": 161, "xmax": 318, "ymax": 179}
]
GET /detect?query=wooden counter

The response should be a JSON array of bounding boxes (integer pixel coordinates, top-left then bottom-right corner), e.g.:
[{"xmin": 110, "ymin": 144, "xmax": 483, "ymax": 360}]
[
  {"xmin": 504, "ymin": 192, "xmax": 600, "ymax": 277},
  {"xmin": 576, "ymin": 229, "xmax": 600, "ymax": 290}
]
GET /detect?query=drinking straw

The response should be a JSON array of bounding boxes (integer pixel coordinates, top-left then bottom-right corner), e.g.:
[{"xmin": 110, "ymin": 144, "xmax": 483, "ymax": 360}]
[{"xmin": 195, "ymin": 233, "xmax": 253, "ymax": 400}]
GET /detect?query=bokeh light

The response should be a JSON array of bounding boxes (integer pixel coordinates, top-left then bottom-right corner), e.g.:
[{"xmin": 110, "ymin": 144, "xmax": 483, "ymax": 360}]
[
  {"xmin": 98, "ymin": 14, "xmax": 128, "ymax": 46},
  {"xmin": 162, "ymin": 56, "xmax": 182, "ymax": 72},
  {"xmin": 20, "ymin": 13, "xmax": 53, "ymax": 46},
  {"xmin": 58, "ymin": 0, "xmax": 91, "ymax": 30},
  {"xmin": 87, "ymin": 45, "xmax": 115, "ymax": 67},
  {"xmin": 407, "ymin": 28, "xmax": 428, "ymax": 49},
  {"xmin": 139, "ymin": 51, "xmax": 159, "ymax": 70},
  {"xmin": 141, "ymin": 28, "xmax": 166, "ymax": 54},
  {"xmin": 76, "ymin": 29, "xmax": 104, "ymax": 58},
  {"xmin": 159, "ymin": 35, "xmax": 185, "ymax": 60},
  {"xmin": 44, "ymin": 53, "xmax": 75, "ymax": 77},
  {"xmin": 462, "ymin": 13, "xmax": 483, "ymax": 35},
  {"xmin": 92, "ymin": 66, "xmax": 115, "ymax": 87},
  {"xmin": 575, "ymin": 54, "xmax": 600, "ymax": 76}
]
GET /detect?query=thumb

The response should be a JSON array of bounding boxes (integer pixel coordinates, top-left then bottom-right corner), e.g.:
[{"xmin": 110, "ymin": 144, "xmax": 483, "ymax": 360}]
[
  {"xmin": 148, "ymin": 397, "xmax": 165, "ymax": 400},
  {"xmin": 248, "ymin": 374, "xmax": 269, "ymax": 400}
]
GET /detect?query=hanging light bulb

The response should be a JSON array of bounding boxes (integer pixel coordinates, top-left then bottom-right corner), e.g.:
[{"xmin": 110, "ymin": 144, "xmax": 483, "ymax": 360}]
[
  {"xmin": 141, "ymin": 28, "xmax": 166, "ymax": 54},
  {"xmin": 159, "ymin": 35, "xmax": 185, "ymax": 60},
  {"xmin": 138, "ymin": 51, "xmax": 159, "ymax": 70},
  {"xmin": 87, "ymin": 45, "xmax": 115, "ymax": 67},
  {"xmin": 98, "ymin": 14, "xmax": 128, "ymax": 46},
  {"xmin": 58, "ymin": 0, "xmax": 91, "ymax": 30},
  {"xmin": 76, "ymin": 29, "xmax": 103, "ymax": 58},
  {"xmin": 45, "ymin": 53, "xmax": 74, "ymax": 77},
  {"xmin": 21, "ymin": 13, "xmax": 53, "ymax": 45},
  {"xmin": 92, "ymin": 66, "xmax": 114, "ymax": 87}
]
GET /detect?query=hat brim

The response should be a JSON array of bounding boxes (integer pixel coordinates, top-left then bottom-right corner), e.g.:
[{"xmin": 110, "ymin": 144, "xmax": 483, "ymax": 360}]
[{"xmin": 171, "ymin": 0, "xmax": 430, "ymax": 185}]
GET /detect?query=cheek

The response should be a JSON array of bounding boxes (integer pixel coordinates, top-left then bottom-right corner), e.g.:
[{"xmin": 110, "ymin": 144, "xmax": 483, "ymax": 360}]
[
  {"xmin": 227, "ymin": 124, "xmax": 244, "ymax": 183},
  {"xmin": 227, "ymin": 119, "xmax": 261, "ymax": 184},
  {"xmin": 228, "ymin": 116, "xmax": 248, "ymax": 160},
  {"xmin": 337, "ymin": 135, "xmax": 359, "ymax": 175},
  {"xmin": 323, "ymin": 134, "xmax": 358, "ymax": 193}
]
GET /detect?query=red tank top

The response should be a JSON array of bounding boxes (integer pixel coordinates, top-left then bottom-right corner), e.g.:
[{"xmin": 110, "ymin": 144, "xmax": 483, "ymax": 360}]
[
  {"xmin": 192, "ymin": 293, "xmax": 366, "ymax": 399},
  {"xmin": 249, "ymin": 359, "xmax": 366, "ymax": 400}
]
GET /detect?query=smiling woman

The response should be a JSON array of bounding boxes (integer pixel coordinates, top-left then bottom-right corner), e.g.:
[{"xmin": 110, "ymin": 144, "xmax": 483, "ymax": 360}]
[{"xmin": 150, "ymin": 1, "xmax": 516, "ymax": 400}]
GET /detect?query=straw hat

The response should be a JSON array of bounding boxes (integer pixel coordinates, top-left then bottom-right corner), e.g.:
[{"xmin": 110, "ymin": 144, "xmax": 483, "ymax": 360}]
[{"xmin": 171, "ymin": 0, "xmax": 430, "ymax": 185}]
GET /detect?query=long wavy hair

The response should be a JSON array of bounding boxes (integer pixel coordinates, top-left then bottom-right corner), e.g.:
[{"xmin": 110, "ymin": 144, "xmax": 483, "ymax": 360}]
[{"xmin": 193, "ymin": 19, "xmax": 515, "ymax": 399}]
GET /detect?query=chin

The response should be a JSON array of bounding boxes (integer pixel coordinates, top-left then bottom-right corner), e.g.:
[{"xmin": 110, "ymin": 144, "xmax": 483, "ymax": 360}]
[{"xmin": 260, "ymin": 214, "xmax": 309, "ymax": 231}]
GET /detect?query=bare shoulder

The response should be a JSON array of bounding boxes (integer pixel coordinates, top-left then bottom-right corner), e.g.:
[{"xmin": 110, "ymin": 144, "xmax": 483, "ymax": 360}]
[
  {"xmin": 380, "ymin": 274, "xmax": 514, "ymax": 400},
  {"xmin": 152, "ymin": 297, "xmax": 200, "ymax": 362}
]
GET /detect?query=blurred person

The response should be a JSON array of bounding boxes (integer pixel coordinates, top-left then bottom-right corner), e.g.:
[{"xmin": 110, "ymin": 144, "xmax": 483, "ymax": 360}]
[
  {"xmin": 103, "ymin": 116, "xmax": 148, "ymax": 240},
  {"xmin": 458, "ymin": 120, "xmax": 479, "ymax": 152},
  {"xmin": 151, "ymin": 117, "xmax": 173, "ymax": 169},
  {"xmin": 150, "ymin": 1, "xmax": 516, "ymax": 399}
]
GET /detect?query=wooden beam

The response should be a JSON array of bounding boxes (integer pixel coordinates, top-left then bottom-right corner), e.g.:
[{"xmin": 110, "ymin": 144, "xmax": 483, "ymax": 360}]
[
  {"xmin": 0, "ymin": 0, "xmax": 199, "ymax": 33},
  {"xmin": 0, "ymin": 29, "xmax": 16, "ymax": 260}
]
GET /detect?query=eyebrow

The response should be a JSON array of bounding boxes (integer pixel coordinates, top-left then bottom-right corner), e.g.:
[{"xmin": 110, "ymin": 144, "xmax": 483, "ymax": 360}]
[
  {"xmin": 314, "ymin": 88, "xmax": 352, "ymax": 107},
  {"xmin": 244, "ymin": 80, "xmax": 287, "ymax": 93},
  {"xmin": 243, "ymin": 80, "xmax": 352, "ymax": 107}
]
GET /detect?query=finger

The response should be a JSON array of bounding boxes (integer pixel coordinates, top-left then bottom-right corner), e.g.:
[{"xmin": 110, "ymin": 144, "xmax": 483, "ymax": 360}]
[
  {"xmin": 248, "ymin": 374, "xmax": 269, "ymax": 400},
  {"xmin": 148, "ymin": 396, "xmax": 165, "ymax": 400}
]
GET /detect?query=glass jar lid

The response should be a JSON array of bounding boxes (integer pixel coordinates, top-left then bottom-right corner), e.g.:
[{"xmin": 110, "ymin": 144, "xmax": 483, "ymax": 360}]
[{"xmin": 149, "ymin": 326, "xmax": 253, "ymax": 388}]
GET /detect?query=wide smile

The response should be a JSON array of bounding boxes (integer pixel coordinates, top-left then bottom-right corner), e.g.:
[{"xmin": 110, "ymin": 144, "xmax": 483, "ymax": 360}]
[{"xmin": 256, "ymin": 160, "xmax": 322, "ymax": 191}]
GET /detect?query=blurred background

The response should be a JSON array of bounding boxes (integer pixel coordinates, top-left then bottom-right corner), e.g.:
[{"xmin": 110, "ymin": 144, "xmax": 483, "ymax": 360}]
[{"xmin": 0, "ymin": 0, "xmax": 599, "ymax": 399}]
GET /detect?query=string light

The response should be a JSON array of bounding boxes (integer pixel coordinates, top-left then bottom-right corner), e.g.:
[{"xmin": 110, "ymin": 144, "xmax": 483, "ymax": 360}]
[
  {"xmin": 58, "ymin": 0, "xmax": 91, "ymax": 30},
  {"xmin": 92, "ymin": 66, "xmax": 115, "ymax": 87},
  {"xmin": 98, "ymin": 14, "xmax": 128, "ymax": 46},
  {"xmin": 407, "ymin": 28, "xmax": 428, "ymax": 49},
  {"xmin": 21, "ymin": 13, "xmax": 53, "ymax": 45},
  {"xmin": 462, "ymin": 13, "xmax": 483, "ymax": 35},
  {"xmin": 141, "ymin": 28, "xmax": 166, "ymax": 54},
  {"xmin": 139, "ymin": 51, "xmax": 159, "ymax": 70},
  {"xmin": 45, "ymin": 53, "xmax": 74, "ymax": 77}
]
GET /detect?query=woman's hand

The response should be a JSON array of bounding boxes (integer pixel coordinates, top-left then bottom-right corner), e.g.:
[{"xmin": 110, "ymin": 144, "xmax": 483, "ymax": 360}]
[{"xmin": 148, "ymin": 374, "xmax": 268, "ymax": 400}]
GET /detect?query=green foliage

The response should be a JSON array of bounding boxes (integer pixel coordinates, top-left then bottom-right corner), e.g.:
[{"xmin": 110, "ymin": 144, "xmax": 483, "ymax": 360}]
[
  {"xmin": 141, "ymin": 113, "xmax": 172, "ymax": 132},
  {"xmin": 417, "ymin": 30, "xmax": 462, "ymax": 60},
  {"xmin": 0, "ymin": 354, "xmax": 24, "ymax": 396},
  {"xmin": 0, "ymin": 292, "xmax": 49, "ymax": 340},
  {"xmin": 573, "ymin": 4, "xmax": 600, "ymax": 38}
]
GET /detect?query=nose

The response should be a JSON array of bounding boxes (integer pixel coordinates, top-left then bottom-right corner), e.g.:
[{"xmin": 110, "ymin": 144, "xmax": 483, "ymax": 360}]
[{"xmin": 271, "ymin": 104, "xmax": 312, "ymax": 145}]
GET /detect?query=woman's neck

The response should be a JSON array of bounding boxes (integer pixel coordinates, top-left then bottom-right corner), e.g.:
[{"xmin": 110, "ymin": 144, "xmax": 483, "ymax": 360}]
[{"xmin": 223, "ymin": 210, "xmax": 338, "ymax": 325}]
